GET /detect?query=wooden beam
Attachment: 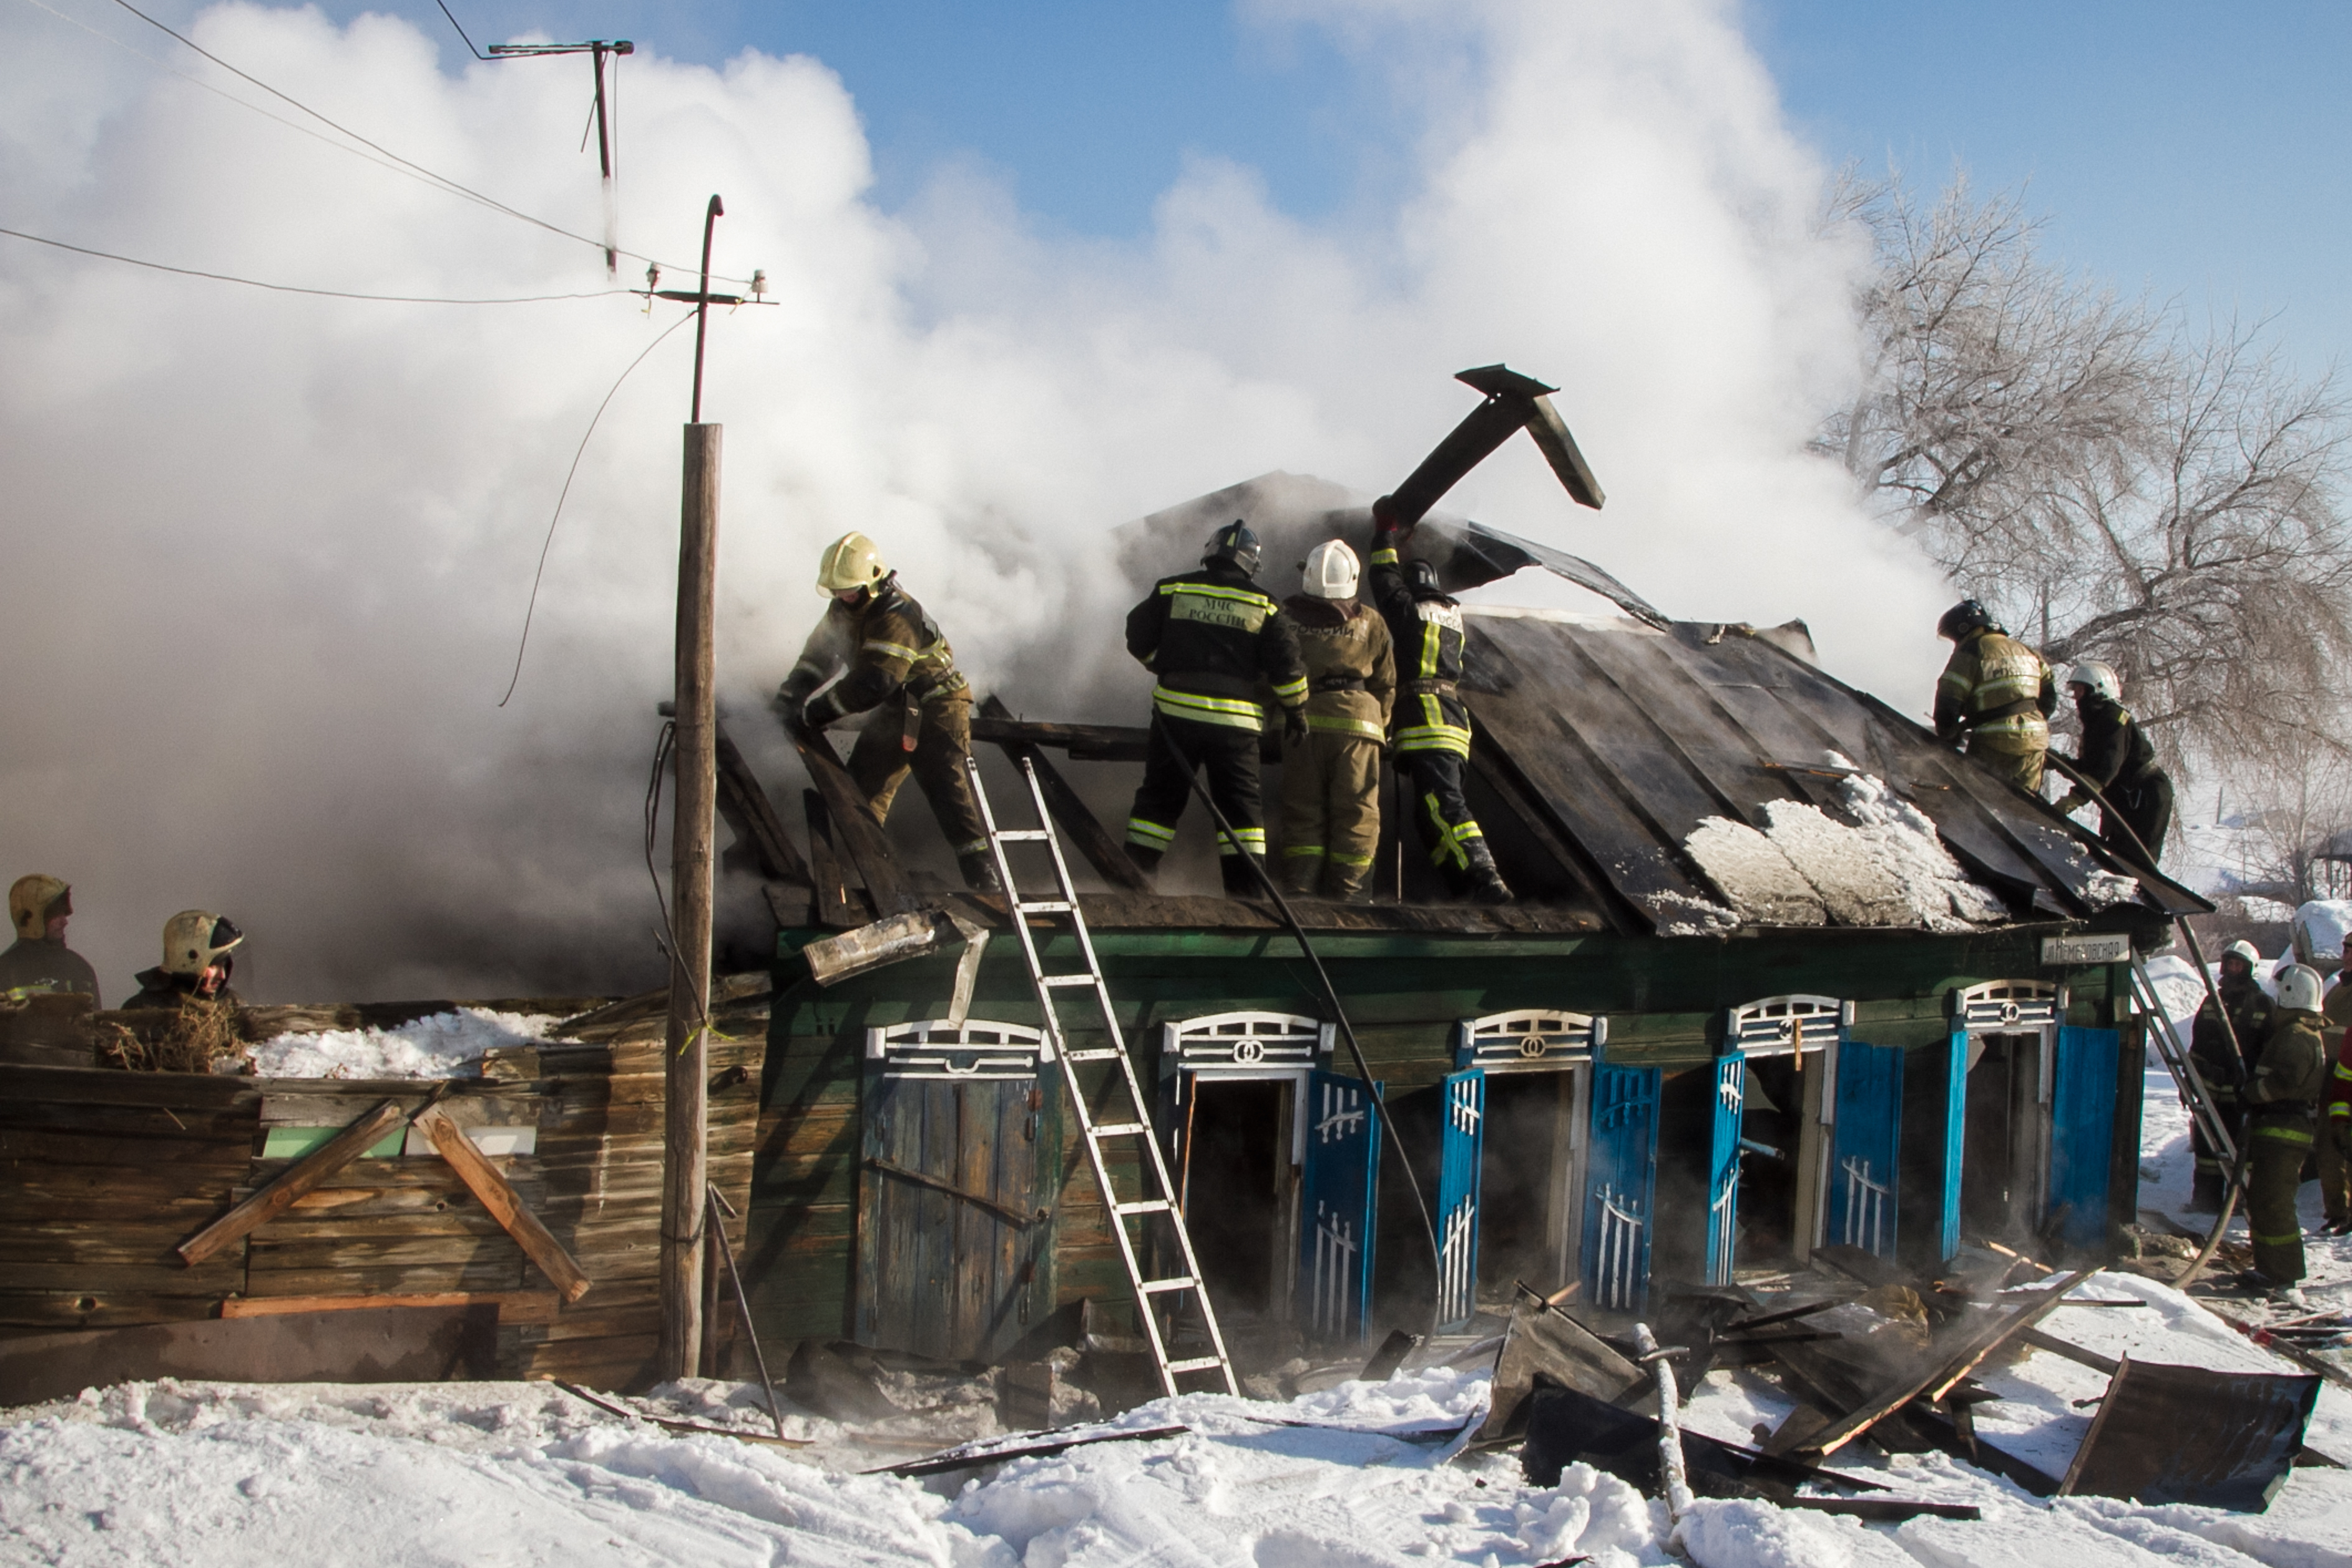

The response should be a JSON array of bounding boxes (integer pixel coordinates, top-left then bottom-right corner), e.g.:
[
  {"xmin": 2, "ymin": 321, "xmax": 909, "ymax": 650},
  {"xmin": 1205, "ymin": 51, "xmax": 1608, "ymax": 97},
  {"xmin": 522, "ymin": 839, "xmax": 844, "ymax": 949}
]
[
  {"xmin": 803, "ymin": 789, "xmax": 863, "ymax": 929},
  {"xmin": 220, "ymin": 1290, "xmax": 561, "ymax": 1325},
  {"xmin": 2017, "ymin": 1325, "xmax": 2120, "ymax": 1376},
  {"xmin": 970, "ymin": 712, "xmax": 1152, "ymax": 762},
  {"xmin": 790, "ymin": 729, "xmax": 918, "ymax": 915},
  {"xmin": 977, "ymin": 695, "xmax": 1150, "ymax": 891},
  {"xmin": 413, "ymin": 1104, "xmax": 592, "ymax": 1304},
  {"xmin": 714, "ymin": 720, "xmax": 812, "ymax": 886},
  {"xmin": 175, "ymin": 1099, "xmax": 404, "ymax": 1265}
]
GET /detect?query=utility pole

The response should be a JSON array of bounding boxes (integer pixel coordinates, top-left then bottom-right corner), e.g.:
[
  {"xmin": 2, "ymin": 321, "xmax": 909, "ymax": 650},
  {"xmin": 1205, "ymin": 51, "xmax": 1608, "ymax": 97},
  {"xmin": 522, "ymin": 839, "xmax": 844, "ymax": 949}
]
[{"xmin": 658, "ymin": 195, "xmax": 726, "ymax": 1383}]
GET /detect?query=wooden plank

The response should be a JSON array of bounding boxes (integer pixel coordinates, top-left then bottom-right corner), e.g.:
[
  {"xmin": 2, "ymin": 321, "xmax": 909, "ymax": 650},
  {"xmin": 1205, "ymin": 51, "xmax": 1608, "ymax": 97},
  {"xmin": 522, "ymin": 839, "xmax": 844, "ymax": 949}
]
[
  {"xmin": 804, "ymin": 789, "xmax": 864, "ymax": 930},
  {"xmin": 177, "ymin": 1099, "xmax": 407, "ymax": 1264},
  {"xmin": 792, "ymin": 729, "xmax": 918, "ymax": 915},
  {"xmin": 969, "ymin": 712, "xmax": 1152, "ymax": 762},
  {"xmin": 222, "ymin": 1290, "xmax": 561, "ymax": 1325},
  {"xmin": 0, "ymin": 1291, "xmax": 228, "ymax": 1332},
  {"xmin": 0, "ymin": 1063, "xmax": 261, "ymax": 1111},
  {"xmin": 976, "ymin": 695, "xmax": 1150, "ymax": 891},
  {"xmin": 414, "ymin": 1104, "xmax": 592, "ymax": 1303},
  {"xmin": 716, "ymin": 719, "xmax": 814, "ymax": 886},
  {"xmin": 238, "ymin": 1260, "xmax": 526, "ymax": 1297}
]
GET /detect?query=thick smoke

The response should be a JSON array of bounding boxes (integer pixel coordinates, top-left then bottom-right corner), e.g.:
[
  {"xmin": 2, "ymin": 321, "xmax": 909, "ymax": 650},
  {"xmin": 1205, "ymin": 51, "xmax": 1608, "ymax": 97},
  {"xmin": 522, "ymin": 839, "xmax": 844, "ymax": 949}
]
[{"xmin": 0, "ymin": 0, "xmax": 1953, "ymax": 1002}]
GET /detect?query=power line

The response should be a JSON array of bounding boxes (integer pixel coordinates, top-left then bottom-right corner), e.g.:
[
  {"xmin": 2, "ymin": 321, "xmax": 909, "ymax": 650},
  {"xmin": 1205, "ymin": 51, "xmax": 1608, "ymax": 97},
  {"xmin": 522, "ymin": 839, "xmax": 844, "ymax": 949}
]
[
  {"xmin": 0, "ymin": 223, "xmax": 631, "ymax": 303},
  {"xmin": 96, "ymin": 0, "xmax": 748, "ymax": 286}
]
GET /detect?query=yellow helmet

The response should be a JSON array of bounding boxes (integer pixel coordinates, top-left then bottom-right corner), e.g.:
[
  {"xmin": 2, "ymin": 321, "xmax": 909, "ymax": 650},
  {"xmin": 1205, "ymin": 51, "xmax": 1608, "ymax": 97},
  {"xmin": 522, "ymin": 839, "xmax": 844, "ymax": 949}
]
[
  {"xmin": 814, "ymin": 531, "xmax": 888, "ymax": 597},
  {"xmin": 161, "ymin": 910, "xmax": 243, "ymax": 978},
  {"xmin": 8, "ymin": 875, "xmax": 69, "ymax": 941}
]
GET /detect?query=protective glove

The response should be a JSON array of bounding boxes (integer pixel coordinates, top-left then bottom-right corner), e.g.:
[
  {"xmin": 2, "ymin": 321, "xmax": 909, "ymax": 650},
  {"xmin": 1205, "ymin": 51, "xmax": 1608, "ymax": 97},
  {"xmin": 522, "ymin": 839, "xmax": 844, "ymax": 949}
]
[
  {"xmin": 2052, "ymin": 789, "xmax": 2090, "ymax": 816},
  {"xmin": 1284, "ymin": 707, "xmax": 1309, "ymax": 747},
  {"xmin": 1370, "ymin": 493, "xmax": 1414, "ymax": 552},
  {"xmin": 773, "ymin": 688, "xmax": 807, "ymax": 734}
]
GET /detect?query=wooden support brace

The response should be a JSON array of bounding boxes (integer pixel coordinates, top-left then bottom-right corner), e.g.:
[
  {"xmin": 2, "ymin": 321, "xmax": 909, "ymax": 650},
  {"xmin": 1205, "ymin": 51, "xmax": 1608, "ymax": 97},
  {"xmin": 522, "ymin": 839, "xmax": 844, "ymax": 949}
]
[
  {"xmin": 978, "ymin": 695, "xmax": 1151, "ymax": 891},
  {"xmin": 176, "ymin": 1098, "xmax": 406, "ymax": 1265},
  {"xmin": 413, "ymin": 1103, "xmax": 592, "ymax": 1304},
  {"xmin": 221, "ymin": 1290, "xmax": 561, "ymax": 1325},
  {"xmin": 790, "ymin": 729, "xmax": 917, "ymax": 915},
  {"xmin": 714, "ymin": 719, "xmax": 813, "ymax": 886}
]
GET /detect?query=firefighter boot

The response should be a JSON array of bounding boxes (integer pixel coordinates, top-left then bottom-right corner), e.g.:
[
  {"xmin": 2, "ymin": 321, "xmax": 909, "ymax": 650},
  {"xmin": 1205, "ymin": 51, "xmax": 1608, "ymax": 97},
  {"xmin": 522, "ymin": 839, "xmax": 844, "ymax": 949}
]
[
  {"xmin": 958, "ymin": 852, "xmax": 1004, "ymax": 895},
  {"xmin": 1464, "ymin": 844, "xmax": 1514, "ymax": 906},
  {"xmin": 2189, "ymin": 1171, "xmax": 2225, "ymax": 1213},
  {"xmin": 1125, "ymin": 845, "xmax": 1163, "ymax": 884},
  {"xmin": 1222, "ymin": 852, "xmax": 1266, "ymax": 898}
]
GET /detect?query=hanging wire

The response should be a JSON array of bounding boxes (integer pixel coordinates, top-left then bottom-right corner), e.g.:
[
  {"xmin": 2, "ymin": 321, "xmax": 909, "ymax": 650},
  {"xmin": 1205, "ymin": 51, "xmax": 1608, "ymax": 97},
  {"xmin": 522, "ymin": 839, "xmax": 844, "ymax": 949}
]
[
  {"xmin": 497, "ymin": 309, "xmax": 698, "ymax": 706},
  {"xmin": 641, "ymin": 717, "xmax": 709, "ymax": 1039},
  {"xmin": 93, "ymin": 0, "xmax": 750, "ymax": 286},
  {"xmin": 0, "ymin": 225, "xmax": 628, "ymax": 303}
]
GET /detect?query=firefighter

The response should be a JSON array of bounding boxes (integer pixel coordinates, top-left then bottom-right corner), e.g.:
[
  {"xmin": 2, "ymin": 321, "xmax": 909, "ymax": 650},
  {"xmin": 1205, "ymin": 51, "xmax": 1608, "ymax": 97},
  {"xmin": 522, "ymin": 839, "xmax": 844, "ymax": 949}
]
[
  {"xmin": 2050, "ymin": 661, "xmax": 2175, "ymax": 867},
  {"xmin": 1123, "ymin": 521, "xmax": 1308, "ymax": 895},
  {"xmin": 124, "ymin": 910, "xmax": 245, "ymax": 1010},
  {"xmin": 0, "ymin": 874, "xmax": 99, "ymax": 1002},
  {"xmin": 2187, "ymin": 939, "xmax": 2271, "ymax": 1212},
  {"xmin": 1932, "ymin": 599, "xmax": 2056, "ymax": 793},
  {"xmin": 775, "ymin": 532, "xmax": 999, "ymax": 894},
  {"xmin": 1368, "ymin": 500, "xmax": 1511, "ymax": 903},
  {"xmin": 1279, "ymin": 539, "xmax": 1394, "ymax": 901},
  {"xmin": 2242, "ymin": 963, "xmax": 2329, "ymax": 1304},
  {"xmin": 2320, "ymin": 933, "xmax": 2352, "ymax": 1234}
]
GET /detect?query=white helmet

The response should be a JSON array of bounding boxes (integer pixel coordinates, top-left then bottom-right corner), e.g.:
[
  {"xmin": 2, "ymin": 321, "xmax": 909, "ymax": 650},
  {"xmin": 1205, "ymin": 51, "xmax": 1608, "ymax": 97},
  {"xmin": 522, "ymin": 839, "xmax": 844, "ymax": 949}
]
[
  {"xmin": 2223, "ymin": 940, "xmax": 2261, "ymax": 967},
  {"xmin": 1300, "ymin": 539, "xmax": 1361, "ymax": 600},
  {"xmin": 2067, "ymin": 661, "xmax": 2121, "ymax": 702},
  {"xmin": 2277, "ymin": 962, "xmax": 2325, "ymax": 1013}
]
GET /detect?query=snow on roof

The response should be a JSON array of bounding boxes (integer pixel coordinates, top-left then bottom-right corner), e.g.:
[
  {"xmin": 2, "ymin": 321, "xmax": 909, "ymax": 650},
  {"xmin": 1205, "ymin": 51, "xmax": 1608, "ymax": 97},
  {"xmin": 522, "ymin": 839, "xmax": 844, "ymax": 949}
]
[{"xmin": 246, "ymin": 1007, "xmax": 560, "ymax": 1078}]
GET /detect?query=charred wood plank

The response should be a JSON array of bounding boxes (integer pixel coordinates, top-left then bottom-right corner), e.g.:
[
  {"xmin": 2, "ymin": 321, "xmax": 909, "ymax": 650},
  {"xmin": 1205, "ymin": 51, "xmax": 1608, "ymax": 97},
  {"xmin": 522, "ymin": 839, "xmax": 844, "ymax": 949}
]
[
  {"xmin": 790, "ymin": 729, "xmax": 917, "ymax": 916},
  {"xmin": 978, "ymin": 696, "xmax": 1150, "ymax": 890},
  {"xmin": 804, "ymin": 790, "xmax": 865, "ymax": 929},
  {"xmin": 176, "ymin": 1098, "xmax": 406, "ymax": 1264},
  {"xmin": 969, "ymin": 713, "xmax": 1152, "ymax": 763},
  {"xmin": 714, "ymin": 720, "xmax": 813, "ymax": 886}
]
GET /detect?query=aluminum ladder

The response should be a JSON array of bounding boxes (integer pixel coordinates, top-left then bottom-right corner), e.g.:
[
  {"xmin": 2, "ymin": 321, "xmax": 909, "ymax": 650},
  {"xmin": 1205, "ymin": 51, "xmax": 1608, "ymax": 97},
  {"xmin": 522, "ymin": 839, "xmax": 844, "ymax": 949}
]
[
  {"xmin": 2125, "ymin": 955, "xmax": 2239, "ymax": 1170},
  {"xmin": 964, "ymin": 754, "xmax": 1239, "ymax": 1398}
]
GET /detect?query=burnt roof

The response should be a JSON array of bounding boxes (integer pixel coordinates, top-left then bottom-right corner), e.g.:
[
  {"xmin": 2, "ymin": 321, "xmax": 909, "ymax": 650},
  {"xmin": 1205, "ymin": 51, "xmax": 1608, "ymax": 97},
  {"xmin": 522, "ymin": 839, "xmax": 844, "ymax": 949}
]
[{"xmin": 1460, "ymin": 608, "xmax": 2206, "ymax": 936}]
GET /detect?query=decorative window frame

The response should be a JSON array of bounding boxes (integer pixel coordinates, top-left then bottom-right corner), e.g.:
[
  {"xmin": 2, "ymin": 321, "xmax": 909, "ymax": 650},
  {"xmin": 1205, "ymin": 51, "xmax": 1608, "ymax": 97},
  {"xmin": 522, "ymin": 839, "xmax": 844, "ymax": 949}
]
[
  {"xmin": 865, "ymin": 1019, "xmax": 1050, "ymax": 1081},
  {"xmin": 1454, "ymin": 1009, "xmax": 1605, "ymax": 1073}
]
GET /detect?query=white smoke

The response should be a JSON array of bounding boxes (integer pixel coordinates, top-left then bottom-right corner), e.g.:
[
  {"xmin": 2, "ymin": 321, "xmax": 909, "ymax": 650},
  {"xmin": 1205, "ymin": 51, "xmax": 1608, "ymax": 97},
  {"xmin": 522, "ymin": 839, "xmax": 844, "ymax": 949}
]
[{"xmin": 0, "ymin": 0, "xmax": 1953, "ymax": 1001}]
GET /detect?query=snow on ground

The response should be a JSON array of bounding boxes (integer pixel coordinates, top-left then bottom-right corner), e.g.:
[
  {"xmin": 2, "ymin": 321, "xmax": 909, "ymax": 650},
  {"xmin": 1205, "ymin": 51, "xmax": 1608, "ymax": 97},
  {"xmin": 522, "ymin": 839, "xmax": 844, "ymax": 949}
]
[{"xmin": 245, "ymin": 1009, "xmax": 563, "ymax": 1078}]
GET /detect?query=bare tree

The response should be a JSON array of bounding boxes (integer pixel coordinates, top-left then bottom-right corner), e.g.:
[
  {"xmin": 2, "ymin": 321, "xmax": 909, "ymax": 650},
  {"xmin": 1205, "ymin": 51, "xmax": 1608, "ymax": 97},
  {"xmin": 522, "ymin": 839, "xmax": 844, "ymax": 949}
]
[
  {"xmin": 1825, "ymin": 169, "xmax": 2352, "ymax": 772},
  {"xmin": 2221, "ymin": 711, "xmax": 2352, "ymax": 904}
]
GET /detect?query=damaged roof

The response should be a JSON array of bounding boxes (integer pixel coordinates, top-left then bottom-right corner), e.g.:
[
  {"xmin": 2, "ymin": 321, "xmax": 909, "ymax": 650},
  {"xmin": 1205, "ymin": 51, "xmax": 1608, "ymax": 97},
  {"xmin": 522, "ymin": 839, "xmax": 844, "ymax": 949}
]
[{"xmin": 1460, "ymin": 607, "xmax": 2208, "ymax": 938}]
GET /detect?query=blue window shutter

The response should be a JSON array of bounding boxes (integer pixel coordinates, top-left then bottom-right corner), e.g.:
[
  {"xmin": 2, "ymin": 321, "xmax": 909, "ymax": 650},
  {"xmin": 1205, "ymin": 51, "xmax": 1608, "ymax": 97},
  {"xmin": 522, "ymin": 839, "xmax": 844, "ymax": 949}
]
[
  {"xmin": 2048, "ymin": 1027, "xmax": 2120, "ymax": 1251},
  {"xmin": 1299, "ymin": 1069, "xmax": 1381, "ymax": 1345},
  {"xmin": 1434, "ymin": 1068, "xmax": 1485, "ymax": 1331},
  {"xmin": 1583, "ymin": 1061, "xmax": 1660, "ymax": 1312},
  {"xmin": 1939, "ymin": 1029, "xmax": 1967, "ymax": 1262},
  {"xmin": 1704, "ymin": 1055, "xmax": 1745, "ymax": 1286},
  {"xmin": 1828, "ymin": 1037, "xmax": 1903, "ymax": 1258}
]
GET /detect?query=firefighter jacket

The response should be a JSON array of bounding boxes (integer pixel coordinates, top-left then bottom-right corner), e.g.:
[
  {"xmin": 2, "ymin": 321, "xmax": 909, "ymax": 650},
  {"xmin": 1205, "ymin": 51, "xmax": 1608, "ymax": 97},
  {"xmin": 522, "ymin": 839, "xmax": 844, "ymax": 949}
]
[
  {"xmin": 1933, "ymin": 628, "xmax": 2055, "ymax": 754},
  {"xmin": 2057, "ymin": 691, "xmax": 2162, "ymax": 810},
  {"xmin": 0, "ymin": 936, "xmax": 98, "ymax": 1002},
  {"xmin": 1282, "ymin": 595, "xmax": 1394, "ymax": 742},
  {"xmin": 2326, "ymin": 978, "xmax": 2352, "ymax": 1123},
  {"xmin": 1125, "ymin": 563, "xmax": 1307, "ymax": 730},
  {"xmin": 1367, "ymin": 548, "xmax": 1472, "ymax": 758},
  {"xmin": 123, "ymin": 968, "xmax": 245, "ymax": 1010},
  {"xmin": 2191, "ymin": 974, "xmax": 2272, "ymax": 1097},
  {"xmin": 2247, "ymin": 1008, "xmax": 2329, "ymax": 1131},
  {"xmin": 783, "ymin": 576, "xmax": 968, "ymax": 729}
]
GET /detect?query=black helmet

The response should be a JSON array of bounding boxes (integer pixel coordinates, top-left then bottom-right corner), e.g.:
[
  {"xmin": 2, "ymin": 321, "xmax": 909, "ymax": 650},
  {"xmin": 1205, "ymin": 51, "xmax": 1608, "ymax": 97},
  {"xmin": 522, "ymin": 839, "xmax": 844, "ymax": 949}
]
[
  {"xmin": 1203, "ymin": 520, "xmax": 1261, "ymax": 576},
  {"xmin": 1406, "ymin": 558, "xmax": 1442, "ymax": 595},
  {"xmin": 1936, "ymin": 598, "xmax": 1995, "ymax": 641}
]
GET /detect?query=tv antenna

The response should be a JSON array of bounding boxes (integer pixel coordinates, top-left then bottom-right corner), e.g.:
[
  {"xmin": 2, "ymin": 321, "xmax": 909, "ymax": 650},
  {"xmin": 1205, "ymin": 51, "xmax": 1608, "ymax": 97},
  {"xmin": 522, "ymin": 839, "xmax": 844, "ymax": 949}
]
[{"xmin": 437, "ymin": 4, "xmax": 632, "ymax": 273}]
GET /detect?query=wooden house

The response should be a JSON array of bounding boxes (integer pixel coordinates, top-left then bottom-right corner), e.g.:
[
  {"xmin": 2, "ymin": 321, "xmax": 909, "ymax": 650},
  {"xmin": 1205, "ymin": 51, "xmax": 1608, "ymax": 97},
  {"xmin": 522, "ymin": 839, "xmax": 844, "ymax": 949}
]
[{"xmin": 742, "ymin": 545, "xmax": 2204, "ymax": 1365}]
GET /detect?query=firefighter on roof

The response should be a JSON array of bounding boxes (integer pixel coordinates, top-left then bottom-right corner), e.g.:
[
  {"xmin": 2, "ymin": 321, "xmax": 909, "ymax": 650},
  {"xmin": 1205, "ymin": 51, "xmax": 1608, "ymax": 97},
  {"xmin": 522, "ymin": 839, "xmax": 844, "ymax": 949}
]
[
  {"xmin": 1932, "ymin": 599, "xmax": 2056, "ymax": 793},
  {"xmin": 775, "ymin": 531, "xmax": 999, "ymax": 894},
  {"xmin": 2050, "ymin": 660, "xmax": 2175, "ymax": 867},
  {"xmin": 1279, "ymin": 539, "xmax": 1393, "ymax": 902},
  {"xmin": 1123, "ymin": 520, "xmax": 1308, "ymax": 896},
  {"xmin": 1368, "ymin": 498, "xmax": 1512, "ymax": 904},
  {"xmin": 0, "ymin": 874, "xmax": 98, "ymax": 1003}
]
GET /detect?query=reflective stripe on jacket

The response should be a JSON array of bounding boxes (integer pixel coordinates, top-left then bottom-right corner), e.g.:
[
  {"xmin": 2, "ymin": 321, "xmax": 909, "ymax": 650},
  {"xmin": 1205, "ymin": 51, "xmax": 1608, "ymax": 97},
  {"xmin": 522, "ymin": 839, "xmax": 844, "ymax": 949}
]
[{"xmin": 1125, "ymin": 565, "xmax": 1307, "ymax": 730}]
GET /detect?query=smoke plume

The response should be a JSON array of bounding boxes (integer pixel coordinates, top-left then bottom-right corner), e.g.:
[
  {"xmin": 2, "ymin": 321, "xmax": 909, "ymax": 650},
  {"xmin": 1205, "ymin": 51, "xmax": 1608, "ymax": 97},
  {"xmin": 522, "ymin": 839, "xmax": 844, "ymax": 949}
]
[{"xmin": 0, "ymin": 0, "xmax": 1952, "ymax": 1002}]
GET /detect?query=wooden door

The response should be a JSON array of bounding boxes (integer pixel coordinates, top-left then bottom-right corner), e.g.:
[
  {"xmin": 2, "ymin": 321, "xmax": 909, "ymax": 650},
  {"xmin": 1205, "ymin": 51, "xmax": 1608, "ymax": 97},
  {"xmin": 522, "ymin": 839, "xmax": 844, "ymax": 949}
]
[
  {"xmin": 856, "ymin": 1057, "xmax": 1052, "ymax": 1363},
  {"xmin": 1828, "ymin": 1038, "xmax": 1903, "ymax": 1258},
  {"xmin": 2047, "ymin": 1026, "xmax": 2120, "ymax": 1251}
]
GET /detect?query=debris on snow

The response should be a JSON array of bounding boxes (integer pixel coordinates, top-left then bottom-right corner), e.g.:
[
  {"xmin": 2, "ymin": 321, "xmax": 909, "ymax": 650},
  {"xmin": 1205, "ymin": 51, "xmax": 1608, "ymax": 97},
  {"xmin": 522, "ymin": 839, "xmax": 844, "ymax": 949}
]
[{"xmin": 246, "ymin": 1009, "xmax": 561, "ymax": 1078}]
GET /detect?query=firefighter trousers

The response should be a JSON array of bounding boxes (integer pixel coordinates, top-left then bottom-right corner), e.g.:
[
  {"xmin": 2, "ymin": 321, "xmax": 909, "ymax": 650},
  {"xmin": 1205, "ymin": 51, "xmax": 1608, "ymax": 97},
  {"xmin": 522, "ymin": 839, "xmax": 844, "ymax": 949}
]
[
  {"xmin": 2101, "ymin": 772, "xmax": 2174, "ymax": 868},
  {"xmin": 2189, "ymin": 1089, "xmax": 2243, "ymax": 1211},
  {"xmin": 846, "ymin": 693, "xmax": 989, "ymax": 861},
  {"xmin": 1127, "ymin": 713, "xmax": 1266, "ymax": 895},
  {"xmin": 1279, "ymin": 730, "xmax": 1381, "ymax": 898},
  {"xmin": 2318, "ymin": 1113, "xmax": 2351, "ymax": 1226},
  {"xmin": 1966, "ymin": 737, "xmax": 2046, "ymax": 794},
  {"xmin": 1400, "ymin": 750, "xmax": 1493, "ymax": 897},
  {"xmin": 2247, "ymin": 1118, "xmax": 2314, "ymax": 1284}
]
